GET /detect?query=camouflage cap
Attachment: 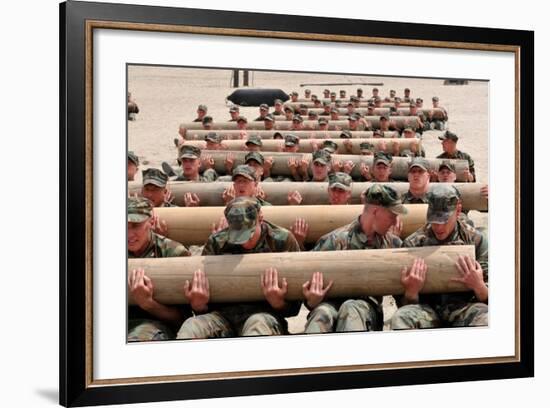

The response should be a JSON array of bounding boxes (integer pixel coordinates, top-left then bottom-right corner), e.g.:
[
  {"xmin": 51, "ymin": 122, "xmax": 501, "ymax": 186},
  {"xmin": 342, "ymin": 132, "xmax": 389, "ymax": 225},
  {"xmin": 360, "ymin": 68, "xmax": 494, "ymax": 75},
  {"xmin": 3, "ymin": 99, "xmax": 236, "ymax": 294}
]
[
  {"xmin": 246, "ymin": 134, "xmax": 263, "ymax": 146},
  {"xmin": 408, "ymin": 157, "xmax": 430, "ymax": 172},
  {"xmin": 273, "ymin": 132, "xmax": 283, "ymax": 139},
  {"xmin": 197, "ymin": 104, "xmax": 208, "ymax": 112},
  {"xmin": 357, "ymin": 88, "xmax": 363, "ymax": 92},
  {"xmin": 312, "ymin": 149, "xmax": 331, "ymax": 165},
  {"xmin": 229, "ymin": 105, "xmax": 239, "ymax": 112},
  {"xmin": 224, "ymin": 197, "xmax": 261, "ymax": 244},
  {"xmin": 237, "ymin": 116, "xmax": 248, "ymax": 123},
  {"xmin": 416, "ymin": 98, "xmax": 423, "ymax": 103},
  {"xmin": 368, "ymin": 102, "xmax": 375, "ymax": 108},
  {"xmin": 285, "ymin": 133, "xmax": 300, "ymax": 146},
  {"xmin": 204, "ymin": 132, "xmax": 222, "ymax": 143},
  {"xmin": 374, "ymin": 152, "xmax": 393, "ymax": 166},
  {"xmin": 292, "ymin": 115, "xmax": 304, "ymax": 123},
  {"xmin": 405, "ymin": 88, "xmax": 410, "ymax": 92},
  {"xmin": 380, "ymin": 114, "xmax": 389, "ymax": 121},
  {"xmin": 348, "ymin": 113, "xmax": 361, "ymax": 121},
  {"xmin": 299, "ymin": 103, "xmax": 308, "ymax": 109},
  {"xmin": 128, "ymin": 197, "xmax": 153, "ymax": 222},
  {"xmin": 284, "ymin": 106, "xmax": 294, "ymax": 112},
  {"xmin": 390, "ymin": 89, "xmax": 396, "ymax": 94},
  {"xmin": 438, "ymin": 130, "xmax": 459, "ymax": 142},
  {"xmin": 340, "ymin": 130, "xmax": 352, "ymax": 139},
  {"xmin": 318, "ymin": 117, "xmax": 328, "ymax": 125},
  {"xmin": 322, "ymin": 100, "xmax": 330, "ymax": 106},
  {"xmin": 245, "ymin": 151, "xmax": 265, "ymax": 165},
  {"xmin": 427, "ymin": 184, "xmax": 461, "ymax": 224},
  {"xmin": 432, "ymin": 96, "xmax": 439, "ymax": 102},
  {"xmin": 142, "ymin": 168, "xmax": 168, "ymax": 188},
  {"xmin": 274, "ymin": 99, "xmax": 283, "ymax": 105},
  {"xmin": 128, "ymin": 151, "xmax": 139, "ymax": 166},
  {"xmin": 202, "ymin": 115, "xmax": 213, "ymax": 124},
  {"xmin": 330, "ymin": 91, "xmax": 337, "ymax": 96},
  {"xmin": 328, "ymin": 172, "xmax": 352, "ymax": 191},
  {"xmin": 403, "ymin": 127, "xmax": 414, "ymax": 134},
  {"xmin": 260, "ymin": 103, "xmax": 269, "ymax": 110},
  {"xmin": 324, "ymin": 88, "xmax": 330, "ymax": 93},
  {"xmin": 305, "ymin": 89, "xmax": 311, "ymax": 93},
  {"xmin": 232, "ymin": 164, "xmax": 257, "ymax": 181},
  {"xmin": 350, "ymin": 96, "xmax": 359, "ymax": 102},
  {"xmin": 179, "ymin": 145, "xmax": 201, "ymax": 159},
  {"xmin": 322, "ymin": 140, "xmax": 338, "ymax": 153},
  {"xmin": 360, "ymin": 142, "xmax": 375, "ymax": 152},
  {"xmin": 331, "ymin": 107, "xmax": 339, "ymax": 113},
  {"xmin": 263, "ymin": 114, "xmax": 274, "ymax": 122},
  {"xmin": 308, "ymin": 111, "xmax": 318, "ymax": 119},
  {"xmin": 409, "ymin": 103, "xmax": 416, "ymax": 108},
  {"xmin": 291, "ymin": 91, "xmax": 299, "ymax": 96},
  {"xmin": 438, "ymin": 160, "xmax": 456, "ymax": 173},
  {"xmin": 363, "ymin": 184, "xmax": 407, "ymax": 215},
  {"xmin": 373, "ymin": 87, "xmax": 379, "ymax": 92}
]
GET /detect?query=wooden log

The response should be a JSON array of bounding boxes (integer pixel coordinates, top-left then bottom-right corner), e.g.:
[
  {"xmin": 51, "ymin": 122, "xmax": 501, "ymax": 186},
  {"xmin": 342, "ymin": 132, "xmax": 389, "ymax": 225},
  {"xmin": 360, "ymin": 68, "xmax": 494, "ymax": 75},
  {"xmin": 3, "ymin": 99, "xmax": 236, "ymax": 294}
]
[
  {"xmin": 179, "ymin": 117, "xmax": 421, "ymax": 132},
  {"xmin": 183, "ymin": 130, "xmax": 400, "ymax": 140},
  {"xmin": 302, "ymin": 107, "xmax": 436, "ymax": 116},
  {"xmin": 127, "ymin": 245, "xmax": 475, "ymax": 304},
  {"xmin": 177, "ymin": 150, "xmax": 471, "ymax": 181},
  {"xmin": 153, "ymin": 204, "xmax": 427, "ymax": 245},
  {"xmin": 129, "ymin": 181, "xmax": 485, "ymax": 211},
  {"xmin": 180, "ymin": 138, "xmax": 419, "ymax": 154}
]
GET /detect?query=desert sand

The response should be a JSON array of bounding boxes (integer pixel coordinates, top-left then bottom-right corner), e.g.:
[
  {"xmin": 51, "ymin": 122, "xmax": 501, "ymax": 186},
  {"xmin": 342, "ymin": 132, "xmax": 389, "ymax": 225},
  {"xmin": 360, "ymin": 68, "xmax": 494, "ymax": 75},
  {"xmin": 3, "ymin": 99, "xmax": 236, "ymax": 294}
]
[{"xmin": 128, "ymin": 65, "xmax": 488, "ymax": 333}]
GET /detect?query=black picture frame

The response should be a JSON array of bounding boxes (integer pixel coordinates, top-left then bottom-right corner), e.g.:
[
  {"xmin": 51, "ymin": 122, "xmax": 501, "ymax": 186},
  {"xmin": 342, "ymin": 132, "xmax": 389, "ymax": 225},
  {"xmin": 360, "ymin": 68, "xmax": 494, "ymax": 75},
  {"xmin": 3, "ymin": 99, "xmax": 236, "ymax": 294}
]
[{"xmin": 60, "ymin": 1, "xmax": 534, "ymax": 406}]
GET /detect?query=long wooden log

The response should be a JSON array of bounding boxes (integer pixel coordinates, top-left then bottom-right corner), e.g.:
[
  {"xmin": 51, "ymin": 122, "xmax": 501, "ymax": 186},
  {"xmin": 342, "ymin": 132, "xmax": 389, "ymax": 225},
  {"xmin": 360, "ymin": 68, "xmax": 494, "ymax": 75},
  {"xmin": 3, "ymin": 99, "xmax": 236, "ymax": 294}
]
[
  {"xmin": 180, "ymin": 138, "xmax": 419, "ymax": 154},
  {"xmin": 179, "ymin": 117, "xmax": 421, "ymax": 132},
  {"xmin": 292, "ymin": 99, "xmax": 419, "ymax": 107},
  {"xmin": 153, "ymin": 204, "xmax": 427, "ymax": 245},
  {"xmin": 127, "ymin": 245, "xmax": 475, "ymax": 304},
  {"xmin": 180, "ymin": 150, "xmax": 470, "ymax": 181},
  {"xmin": 183, "ymin": 130, "xmax": 400, "ymax": 140},
  {"xmin": 129, "ymin": 181, "xmax": 486, "ymax": 211},
  {"xmin": 300, "ymin": 107, "xmax": 435, "ymax": 116}
]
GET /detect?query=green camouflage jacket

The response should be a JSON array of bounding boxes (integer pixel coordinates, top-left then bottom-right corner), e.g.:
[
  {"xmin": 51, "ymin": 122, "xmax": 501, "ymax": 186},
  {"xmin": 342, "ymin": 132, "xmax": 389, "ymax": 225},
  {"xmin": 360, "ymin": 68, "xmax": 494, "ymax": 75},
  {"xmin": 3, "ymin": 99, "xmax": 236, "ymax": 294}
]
[
  {"xmin": 128, "ymin": 231, "xmax": 191, "ymax": 258},
  {"xmin": 436, "ymin": 150, "xmax": 476, "ymax": 181},
  {"xmin": 402, "ymin": 191, "xmax": 429, "ymax": 204},
  {"xmin": 175, "ymin": 168, "xmax": 218, "ymax": 182}
]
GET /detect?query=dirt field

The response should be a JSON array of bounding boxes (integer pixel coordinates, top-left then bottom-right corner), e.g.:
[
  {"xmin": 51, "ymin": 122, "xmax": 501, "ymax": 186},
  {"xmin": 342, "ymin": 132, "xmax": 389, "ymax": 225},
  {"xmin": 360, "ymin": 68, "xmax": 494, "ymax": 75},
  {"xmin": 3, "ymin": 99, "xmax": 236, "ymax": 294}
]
[{"xmin": 128, "ymin": 65, "xmax": 489, "ymax": 333}]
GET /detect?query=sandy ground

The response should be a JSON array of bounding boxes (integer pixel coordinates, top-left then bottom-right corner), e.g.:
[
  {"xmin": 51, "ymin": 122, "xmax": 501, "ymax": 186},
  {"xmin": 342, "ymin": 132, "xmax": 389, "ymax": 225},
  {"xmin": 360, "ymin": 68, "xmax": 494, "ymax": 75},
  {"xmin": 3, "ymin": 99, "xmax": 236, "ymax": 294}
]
[{"xmin": 128, "ymin": 65, "xmax": 488, "ymax": 333}]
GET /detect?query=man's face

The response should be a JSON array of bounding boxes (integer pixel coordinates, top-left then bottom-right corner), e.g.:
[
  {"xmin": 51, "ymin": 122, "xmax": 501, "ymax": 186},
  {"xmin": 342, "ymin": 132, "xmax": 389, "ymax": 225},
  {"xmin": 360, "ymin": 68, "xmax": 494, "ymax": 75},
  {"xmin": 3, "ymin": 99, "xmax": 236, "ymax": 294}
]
[
  {"xmin": 275, "ymin": 103, "xmax": 283, "ymax": 112},
  {"xmin": 438, "ymin": 168, "xmax": 457, "ymax": 183},
  {"xmin": 292, "ymin": 121, "xmax": 303, "ymax": 130},
  {"xmin": 264, "ymin": 121, "xmax": 274, "ymax": 130},
  {"xmin": 202, "ymin": 123, "xmax": 212, "ymax": 130},
  {"xmin": 319, "ymin": 123, "xmax": 328, "ymax": 131},
  {"xmin": 372, "ymin": 207, "xmax": 398, "ymax": 235},
  {"xmin": 442, "ymin": 139, "xmax": 457, "ymax": 154},
  {"xmin": 237, "ymin": 121, "xmax": 247, "ymax": 130},
  {"xmin": 328, "ymin": 187, "xmax": 351, "ymax": 205},
  {"xmin": 128, "ymin": 161, "xmax": 138, "ymax": 181},
  {"xmin": 324, "ymin": 105, "xmax": 331, "ymax": 113},
  {"xmin": 347, "ymin": 105, "xmax": 355, "ymax": 113},
  {"xmin": 361, "ymin": 151, "xmax": 374, "ymax": 156},
  {"xmin": 259, "ymin": 107, "xmax": 268, "ymax": 116},
  {"xmin": 291, "ymin": 94, "xmax": 298, "ymax": 102},
  {"xmin": 348, "ymin": 119, "xmax": 358, "ymax": 130},
  {"xmin": 283, "ymin": 145, "xmax": 299, "ymax": 153},
  {"xmin": 299, "ymin": 108, "xmax": 307, "ymax": 116},
  {"xmin": 379, "ymin": 119, "xmax": 389, "ymax": 131},
  {"xmin": 372, "ymin": 90, "xmax": 379, "ymax": 97},
  {"xmin": 141, "ymin": 184, "xmax": 166, "ymax": 207},
  {"xmin": 233, "ymin": 175, "xmax": 257, "ymax": 197},
  {"xmin": 373, "ymin": 162, "xmax": 391, "ymax": 182},
  {"xmin": 127, "ymin": 218, "xmax": 152, "ymax": 253},
  {"xmin": 410, "ymin": 106, "xmax": 418, "ymax": 114},
  {"xmin": 311, "ymin": 161, "xmax": 329, "ymax": 180},
  {"xmin": 403, "ymin": 131, "xmax": 415, "ymax": 139},
  {"xmin": 245, "ymin": 143, "xmax": 261, "ymax": 152},
  {"xmin": 181, "ymin": 157, "xmax": 200, "ymax": 176},
  {"xmin": 408, "ymin": 167, "xmax": 430, "ymax": 189},
  {"xmin": 330, "ymin": 112, "xmax": 339, "ymax": 120},
  {"xmin": 433, "ymin": 100, "xmax": 439, "ymax": 108},
  {"xmin": 230, "ymin": 111, "xmax": 239, "ymax": 120},
  {"xmin": 285, "ymin": 110, "xmax": 294, "ymax": 120},
  {"xmin": 206, "ymin": 141, "xmax": 221, "ymax": 150},
  {"xmin": 431, "ymin": 208, "xmax": 459, "ymax": 241},
  {"xmin": 197, "ymin": 109, "xmax": 206, "ymax": 119},
  {"xmin": 246, "ymin": 160, "xmax": 264, "ymax": 178}
]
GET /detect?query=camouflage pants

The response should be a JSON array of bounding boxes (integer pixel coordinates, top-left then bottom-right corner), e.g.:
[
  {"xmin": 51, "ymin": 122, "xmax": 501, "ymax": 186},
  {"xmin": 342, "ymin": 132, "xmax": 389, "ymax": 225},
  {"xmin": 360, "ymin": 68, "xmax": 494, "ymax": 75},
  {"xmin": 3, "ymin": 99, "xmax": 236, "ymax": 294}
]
[
  {"xmin": 390, "ymin": 302, "xmax": 488, "ymax": 330},
  {"xmin": 128, "ymin": 319, "xmax": 175, "ymax": 342},
  {"xmin": 176, "ymin": 311, "xmax": 285, "ymax": 339},
  {"xmin": 430, "ymin": 120, "xmax": 446, "ymax": 131},
  {"xmin": 305, "ymin": 299, "xmax": 381, "ymax": 334}
]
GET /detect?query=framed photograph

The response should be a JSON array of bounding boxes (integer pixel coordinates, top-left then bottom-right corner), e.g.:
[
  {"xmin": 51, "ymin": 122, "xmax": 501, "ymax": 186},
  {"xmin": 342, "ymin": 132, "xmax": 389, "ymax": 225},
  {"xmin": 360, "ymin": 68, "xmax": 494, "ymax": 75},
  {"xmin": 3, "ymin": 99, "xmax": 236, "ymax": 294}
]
[{"xmin": 60, "ymin": 0, "xmax": 534, "ymax": 406}]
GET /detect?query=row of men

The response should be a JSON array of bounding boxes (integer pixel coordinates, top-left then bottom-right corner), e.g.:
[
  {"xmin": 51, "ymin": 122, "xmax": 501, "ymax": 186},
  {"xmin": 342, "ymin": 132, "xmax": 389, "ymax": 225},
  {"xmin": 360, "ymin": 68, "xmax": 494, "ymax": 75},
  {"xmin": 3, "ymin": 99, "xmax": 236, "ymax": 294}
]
[
  {"xmin": 190, "ymin": 96, "xmax": 446, "ymax": 132},
  {"xmin": 291, "ymin": 87, "xmax": 417, "ymax": 103},
  {"xmin": 128, "ymin": 183, "xmax": 488, "ymax": 341}
]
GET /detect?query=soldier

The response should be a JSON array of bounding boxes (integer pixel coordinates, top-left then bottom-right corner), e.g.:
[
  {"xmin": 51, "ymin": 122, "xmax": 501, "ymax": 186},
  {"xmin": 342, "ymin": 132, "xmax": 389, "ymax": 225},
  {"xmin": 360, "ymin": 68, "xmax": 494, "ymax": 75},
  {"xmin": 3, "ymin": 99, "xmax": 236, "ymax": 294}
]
[
  {"xmin": 272, "ymin": 99, "xmax": 285, "ymax": 116},
  {"xmin": 390, "ymin": 185, "xmax": 488, "ymax": 329},
  {"xmin": 330, "ymin": 107, "xmax": 340, "ymax": 121},
  {"xmin": 385, "ymin": 89, "xmax": 397, "ymax": 102},
  {"xmin": 290, "ymin": 91, "xmax": 299, "ymax": 103},
  {"xmin": 346, "ymin": 101, "xmax": 356, "ymax": 117},
  {"xmin": 283, "ymin": 106, "xmax": 294, "ymax": 121},
  {"xmin": 193, "ymin": 104, "xmax": 208, "ymax": 122},
  {"xmin": 175, "ymin": 145, "xmax": 218, "ymax": 185},
  {"xmin": 221, "ymin": 165, "xmax": 272, "ymax": 206},
  {"xmin": 402, "ymin": 158, "xmax": 431, "ymax": 204},
  {"xmin": 308, "ymin": 111, "xmax": 319, "ymax": 121},
  {"xmin": 321, "ymin": 140, "xmax": 338, "ymax": 154},
  {"xmin": 360, "ymin": 151, "xmax": 394, "ymax": 182},
  {"xmin": 409, "ymin": 103, "xmax": 429, "ymax": 133},
  {"xmin": 313, "ymin": 97, "xmax": 322, "ymax": 109},
  {"xmin": 320, "ymin": 101, "xmax": 332, "ymax": 116},
  {"xmin": 318, "ymin": 117, "xmax": 329, "ymax": 131},
  {"xmin": 371, "ymin": 87, "xmax": 380, "ymax": 99},
  {"xmin": 304, "ymin": 184, "xmax": 406, "ymax": 334},
  {"xmin": 298, "ymin": 104, "xmax": 308, "ymax": 117},
  {"xmin": 359, "ymin": 142, "xmax": 375, "ymax": 156},
  {"xmin": 291, "ymin": 115, "xmax": 304, "ymax": 131},
  {"xmin": 356, "ymin": 88, "xmax": 364, "ymax": 99},
  {"xmin": 429, "ymin": 96, "xmax": 448, "ymax": 130},
  {"xmin": 437, "ymin": 160, "xmax": 457, "ymax": 183},
  {"xmin": 374, "ymin": 96, "xmax": 383, "ymax": 108},
  {"xmin": 244, "ymin": 151, "xmax": 274, "ymax": 182},
  {"xmin": 339, "ymin": 89, "xmax": 346, "ymax": 99},
  {"xmin": 141, "ymin": 168, "xmax": 176, "ymax": 208},
  {"xmin": 201, "ymin": 115, "xmax": 214, "ymax": 130},
  {"xmin": 127, "ymin": 197, "xmax": 192, "ymax": 342},
  {"xmin": 367, "ymin": 102, "xmax": 376, "ymax": 116},
  {"xmin": 379, "ymin": 115, "xmax": 391, "ymax": 132},
  {"xmin": 415, "ymin": 98, "xmax": 424, "ymax": 108},
  {"xmin": 400, "ymin": 127, "xmax": 425, "ymax": 157},
  {"xmin": 176, "ymin": 197, "xmax": 301, "ymax": 338},
  {"xmin": 254, "ymin": 103, "xmax": 270, "ymax": 121},
  {"xmin": 323, "ymin": 89, "xmax": 331, "ymax": 98},
  {"xmin": 436, "ymin": 131, "xmax": 476, "ymax": 182},
  {"xmin": 244, "ymin": 134, "xmax": 263, "ymax": 152},
  {"xmin": 128, "ymin": 151, "xmax": 139, "ymax": 181},
  {"xmin": 204, "ymin": 132, "xmax": 225, "ymax": 150},
  {"xmin": 263, "ymin": 114, "xmax": 276, "ymax": 131},
  {"xmin": 327, "ymin": 172, "xmax": 353, "ymax": 205},
  {"xmin": 236, "ymin": 116, "xmax": 248, "ymax": 131},
  {"xmin": 283, "ymin": 133, "xmax": 300, "ymax": 153},
  {"xmin": 291, "ymin": 149, "xmax": 332, "ymax": 182},
  {"xmin": 348, "ymin": 113, "xmax": 370, "ymax": 131},
  {"xmin": 403, "ymin": 88, "xmax": 412, "ymax": 102},
  {"xmin": 228, "ymin": 106, "xmax": 240, "ymax": 121},
  {"xmin": 330, "ymin": 91, "xmax": 337, "ymax": 102},
  {"xmin": 304, "ymin": 89, "xmax": 311, "ymax": 99}
]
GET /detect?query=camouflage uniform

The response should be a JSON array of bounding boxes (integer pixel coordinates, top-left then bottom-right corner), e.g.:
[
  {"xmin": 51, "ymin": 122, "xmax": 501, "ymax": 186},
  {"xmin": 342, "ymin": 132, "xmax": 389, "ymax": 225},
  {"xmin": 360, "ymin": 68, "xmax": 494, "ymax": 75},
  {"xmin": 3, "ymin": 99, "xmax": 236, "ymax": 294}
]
[
  {"xmin": 176, "ymin": 197, "xmax": 301, "ymax": 339},
  {"xmin": 232, "ymin": 164, "xmax": 273, "ymax": 206},
  {"xmin": 142, "ymin": 168, "xmax": 178, "ymax": 208},
  {"xmin": 174, "ymin": 145, "xmax": 218, "ymax": 182},
  {"xmin": 127, "ymin": 198, "xmax": 191, "ymax": 342},
  {"xmin": 305, "ymin": 185, "xmax": 406, "ymax": 334},
  {"xmin": 391, "ymin": 185, "xmax": 489, "ymax": 330},
  {"xmin": 300, "ymin": 149, "xmax": 331, "ymax": 182},
  {"xmin": 436, "ymin": 131, "xmax": 476, "ymax": 181}
]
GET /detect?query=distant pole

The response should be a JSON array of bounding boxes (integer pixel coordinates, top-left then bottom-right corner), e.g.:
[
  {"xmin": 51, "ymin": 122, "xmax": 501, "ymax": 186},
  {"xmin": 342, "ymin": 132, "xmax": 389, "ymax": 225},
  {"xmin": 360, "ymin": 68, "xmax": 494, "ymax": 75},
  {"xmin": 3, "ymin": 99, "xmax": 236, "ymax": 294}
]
[
  {"xmin": 243, "ymin": 70, "xmax": 249, "ymax": 86},
  {"xmin": 232, "ymin": 69, "xmax": 239, "ymax": 88}
]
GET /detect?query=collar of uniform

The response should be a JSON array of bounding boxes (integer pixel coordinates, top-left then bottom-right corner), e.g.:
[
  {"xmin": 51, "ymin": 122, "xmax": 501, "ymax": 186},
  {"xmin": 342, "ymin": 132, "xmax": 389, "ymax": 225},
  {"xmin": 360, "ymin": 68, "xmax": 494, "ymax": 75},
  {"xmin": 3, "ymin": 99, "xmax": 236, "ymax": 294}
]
[{"xmin": 351, "ymin": 216, "xmax": 369, "ymax": 245}]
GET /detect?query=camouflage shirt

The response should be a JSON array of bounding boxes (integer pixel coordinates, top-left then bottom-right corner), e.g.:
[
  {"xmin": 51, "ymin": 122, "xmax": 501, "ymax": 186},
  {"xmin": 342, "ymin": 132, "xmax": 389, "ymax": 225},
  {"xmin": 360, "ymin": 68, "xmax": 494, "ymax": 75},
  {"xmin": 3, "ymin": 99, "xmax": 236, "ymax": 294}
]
[
  {"xmin": 128, "ymin": 231, "xmax": 191, "ymax": 258},
  {"xmin": 201, "ymin": 221, "xmax": 301, "ymax": 323},
  {"xmin": 161, "ymin": 201, "xmax": 178, "ymax": 208},
  {"xmin": 175, "ymin": 168, "xmax": 218, "ymax": 182},
  {"xmin": 402, "ymin": 218, "xmax": 488, "ymax": 310},
  {"xmin": 436, "ymin": 150, "xmax": 476, "ymax": 181},
  {"xmin": 402, "ymin": 190, "xmax": 429, "ymax": 204}
]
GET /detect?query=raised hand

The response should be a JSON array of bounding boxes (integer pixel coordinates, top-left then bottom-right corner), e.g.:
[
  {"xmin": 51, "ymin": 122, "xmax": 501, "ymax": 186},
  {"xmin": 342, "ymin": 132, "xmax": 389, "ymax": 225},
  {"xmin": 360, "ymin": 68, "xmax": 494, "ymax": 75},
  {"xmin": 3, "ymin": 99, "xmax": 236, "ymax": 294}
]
[
  {"xmin": 184, "ymin": 192, "xmax": 200, "ymax": 207},
  {"xmin": 151, "ymin": 212, "xmax": 168, "ymax": 236},
  {"xmin": 211, "ymin": 216, "xmax": 228, "ymax": 234},
  {"xmin": 222, "ymin": 185, "xmax": 236, "ymax": 204},
  {"xmin": 452, "ymin": 255, "xmax": 487, "ymax": 301},
  {"xmin": 400, "ymin": 258, "xmax": 427, "ymax": 303},
  {"xmin": 201, "ymin": 154, "xmax": 215, "ymax": 169},
  {"xmin": 183, "ymin": 268, "xmax": 210, "ymax": 313},
  {"xmin": 302, "ymin": 271, "xmax": 333, "ymax": 309},
  {"xmin": 360, "ymin": 162, "xmax": 371, "ymax": 180},
  {"xmin": 128, "ymin": 268, "xmax": 155, "ymax": 309},
  {"xmin": 290, "ymin": 217, "xmax": 309, "ymax": 247},
  {"xmin": 261, "ymin": 267, "xmax": 288, "ymax": 310},
  {"xmin": 287, "ymin": 190, "xmax": 303, "ymax": 205},
  {"xmin": 343, "ymin": 160, "xmax": 355, "ymax": 174}
]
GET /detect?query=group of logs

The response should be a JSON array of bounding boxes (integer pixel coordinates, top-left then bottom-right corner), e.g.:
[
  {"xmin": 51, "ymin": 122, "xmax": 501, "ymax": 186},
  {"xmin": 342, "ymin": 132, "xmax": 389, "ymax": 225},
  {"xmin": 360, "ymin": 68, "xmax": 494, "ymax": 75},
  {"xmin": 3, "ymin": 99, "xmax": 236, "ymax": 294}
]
[{"xmin": 183, "ymin": 130, "xmax": 400, "ymax": 140}]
